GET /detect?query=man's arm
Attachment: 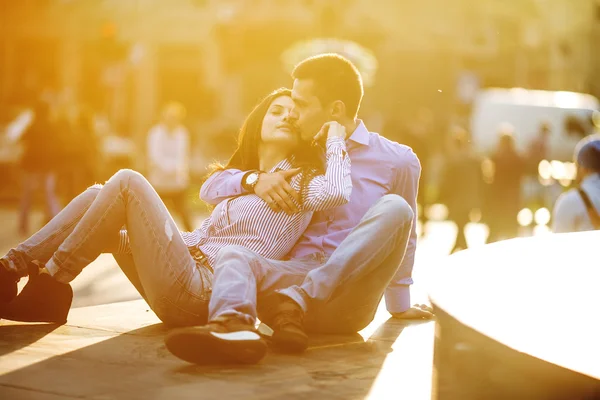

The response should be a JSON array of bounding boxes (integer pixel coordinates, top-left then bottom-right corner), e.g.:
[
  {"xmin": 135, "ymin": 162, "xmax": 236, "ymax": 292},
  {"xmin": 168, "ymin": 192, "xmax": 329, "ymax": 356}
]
[
  {"xmin": 385, "ymin": 148, "xmax": 424, "ymax": 316},
  {"xmin": 199, "ymin": 169, "xmax": 247, "ymax": 205}
]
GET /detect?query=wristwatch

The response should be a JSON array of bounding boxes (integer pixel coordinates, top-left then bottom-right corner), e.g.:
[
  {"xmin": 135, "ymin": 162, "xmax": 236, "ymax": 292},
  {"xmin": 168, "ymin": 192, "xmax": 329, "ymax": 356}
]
[{"xmin": 243, "ymin": 171, "xmax": 261, "ymax": 193}]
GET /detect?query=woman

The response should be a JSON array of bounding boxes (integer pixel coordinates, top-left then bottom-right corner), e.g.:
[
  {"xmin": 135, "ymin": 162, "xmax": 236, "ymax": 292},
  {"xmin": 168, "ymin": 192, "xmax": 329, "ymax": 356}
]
[{"xmin": 0, "ymin": 88, "xmax": 351, "ymax": 330}]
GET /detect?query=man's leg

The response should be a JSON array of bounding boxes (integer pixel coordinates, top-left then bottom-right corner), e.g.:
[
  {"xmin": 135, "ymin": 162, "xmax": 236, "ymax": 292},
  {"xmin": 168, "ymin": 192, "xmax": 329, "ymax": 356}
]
[
  {"xmin": 17, "ymin": 172, "xmax": 37, "ymax": 236},
  {"xmin": 452, "ymin": 216, "xmax": 469, "ymax": 253},
  {"xmin": 44, "ymin": 169, "xmax": 211, "ymax": 327},
  {"xmin": 279, "ymin": 194, "xmax": 414, "ymax": 334}
]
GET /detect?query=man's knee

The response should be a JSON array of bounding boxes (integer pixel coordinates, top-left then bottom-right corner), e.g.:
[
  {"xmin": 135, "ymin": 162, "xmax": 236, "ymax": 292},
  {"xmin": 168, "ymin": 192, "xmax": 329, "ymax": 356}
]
[{"xmin": 375, "ymin": 194, "xmax": 414, "ymax": 226}]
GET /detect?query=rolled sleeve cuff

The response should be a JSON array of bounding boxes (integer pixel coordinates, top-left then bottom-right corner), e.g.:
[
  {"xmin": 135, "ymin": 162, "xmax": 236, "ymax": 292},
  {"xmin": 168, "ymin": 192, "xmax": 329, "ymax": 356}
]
[
  {"xmin": 384, "ymin": 285, "xmax": 411, "ymax": 314},
  {"xmin": 230, "ymin": 172, "xmax": 247, "ymax": 195}
]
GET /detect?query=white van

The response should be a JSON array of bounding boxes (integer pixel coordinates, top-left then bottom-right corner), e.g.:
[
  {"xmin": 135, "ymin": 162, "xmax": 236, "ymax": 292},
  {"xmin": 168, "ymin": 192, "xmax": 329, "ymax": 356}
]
[{"xmin": 470, "ymin": 88, "xmax": 599, "ymax": 161}]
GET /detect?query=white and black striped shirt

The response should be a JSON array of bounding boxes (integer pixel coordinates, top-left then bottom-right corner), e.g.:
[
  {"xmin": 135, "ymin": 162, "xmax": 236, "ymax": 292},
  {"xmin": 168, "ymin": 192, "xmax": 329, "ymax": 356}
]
[{"xmin": 181, "ymin": 137, "xmax": 351, "ymax": 266}]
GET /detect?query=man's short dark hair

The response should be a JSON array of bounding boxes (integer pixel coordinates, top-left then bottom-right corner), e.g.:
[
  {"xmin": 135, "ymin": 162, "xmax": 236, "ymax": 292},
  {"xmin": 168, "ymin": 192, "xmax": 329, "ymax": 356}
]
[{"xmin": 292, "ymin": 53, "xmax": 364, "ymax": 119}]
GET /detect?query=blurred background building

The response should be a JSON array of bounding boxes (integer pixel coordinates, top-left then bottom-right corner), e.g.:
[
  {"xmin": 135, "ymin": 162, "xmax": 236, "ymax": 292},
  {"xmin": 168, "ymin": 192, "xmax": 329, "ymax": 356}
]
[
  {"xmin": 1, "ymin": 0, "xmax": 598, "ymax": 145},
  {"xmin": 0, "ymin": 0, "xmax": 599, "ymax": 237}
]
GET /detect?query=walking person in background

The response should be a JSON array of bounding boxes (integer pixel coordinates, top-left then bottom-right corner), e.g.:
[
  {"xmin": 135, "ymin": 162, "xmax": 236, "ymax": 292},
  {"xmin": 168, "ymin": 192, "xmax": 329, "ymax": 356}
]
[
  {"xmin": 147, "ymin": 102, "xmax": 194, "ymax": 232},
  {"xmin": 552, "ymin": 138, "xmax": 600, "ymax": 233},
  {"xmin": 55, "ymin": 96, "xmax": 99, "ymax": 204},
  {"xmin": 487, "ymin": 126, "xmax": 525, "ymax": 243},
  {"xmin": 17, "ymin": 99, "xmax": 61, "ymax": 236},
  {"xmin": 440, "ymin": 127, "xmax": 483, "ymax": 253}
]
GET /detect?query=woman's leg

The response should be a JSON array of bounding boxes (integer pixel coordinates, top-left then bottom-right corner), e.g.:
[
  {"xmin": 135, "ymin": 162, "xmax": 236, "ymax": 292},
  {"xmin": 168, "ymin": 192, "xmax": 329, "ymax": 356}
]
[
  {"xmin": 4, "ymin": 184, "xmax": 104, "ymax": 279},
  {"xmin": 44, "ymin": 169, "xmax": 211, "ymax": 327}
]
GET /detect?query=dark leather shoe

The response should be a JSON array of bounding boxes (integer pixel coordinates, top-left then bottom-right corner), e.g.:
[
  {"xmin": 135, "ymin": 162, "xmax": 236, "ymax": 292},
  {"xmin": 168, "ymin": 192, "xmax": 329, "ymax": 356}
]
[
  {"xmin": 0, "ymin": 262, "xmax": 18, "ymax": 304},
  {"xmin": 270, "ymin": 294, "xmax": 309, "ymax": 353},
  {"xmin": 165, "ymin": 316, "xmax": 267, "ymax": 365},
  {"xmin": 0, "ymin": 261, "xmax": 73, "ymax": 324}
]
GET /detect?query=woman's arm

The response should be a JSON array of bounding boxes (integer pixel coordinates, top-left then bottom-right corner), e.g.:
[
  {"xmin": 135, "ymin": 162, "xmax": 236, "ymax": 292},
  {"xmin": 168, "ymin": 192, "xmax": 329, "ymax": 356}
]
[{"xmin": 298, "ymin": 136, "xmax": 352, "ymax": 211}]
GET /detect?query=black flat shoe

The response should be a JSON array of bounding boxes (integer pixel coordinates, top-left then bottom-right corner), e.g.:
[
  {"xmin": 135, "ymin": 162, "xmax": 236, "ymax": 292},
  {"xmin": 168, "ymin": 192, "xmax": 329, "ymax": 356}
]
[
  {"xmin": 0, "ymin": 261, "xmax": 73, "ymax": 324},
  {"xmin": 0, "ymin": 263, "xmax": 18, "ymax": 304}
]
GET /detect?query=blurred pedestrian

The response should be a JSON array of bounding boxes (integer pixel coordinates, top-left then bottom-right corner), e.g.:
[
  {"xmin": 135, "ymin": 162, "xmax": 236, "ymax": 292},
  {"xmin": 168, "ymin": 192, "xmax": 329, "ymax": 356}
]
[
  {"xmin": 55, "ymin": 98, "xmax": 99, "ymax": 203},
  {"xmin": 18, "ymin": 99, "xmax": 61, "ymax": 236},
  {"xmin": 440, "ymin": 128, "xmax": 483, "ymax": 252},
  {"xmin": 487, "ymin": 125, "xmax": 525, "ymax": 243},
  {"xmin": 147, "ymin": 102, "xmax": 193, "ymax": 232},
  {"xmin": 552, "ymin": 138, "xmax": 600, "ymax": 233},
  {"xmin": 403, "ymin": 108, "xmax": 434, "ymax": 235}
]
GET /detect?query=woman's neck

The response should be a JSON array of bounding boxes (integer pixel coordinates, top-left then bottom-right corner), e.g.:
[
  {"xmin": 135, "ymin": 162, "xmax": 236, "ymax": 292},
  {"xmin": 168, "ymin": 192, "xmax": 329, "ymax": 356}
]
[{"xmin": 258, "ymin": 143, "xmax": 290, "ymax": 172}]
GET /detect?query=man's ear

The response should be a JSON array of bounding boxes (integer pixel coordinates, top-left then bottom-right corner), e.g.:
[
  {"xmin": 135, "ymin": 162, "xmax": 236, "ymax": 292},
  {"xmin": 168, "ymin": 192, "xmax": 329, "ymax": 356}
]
[{"xmin": 330, "ymin": 100, "xmax": 346, "ymax": 119}]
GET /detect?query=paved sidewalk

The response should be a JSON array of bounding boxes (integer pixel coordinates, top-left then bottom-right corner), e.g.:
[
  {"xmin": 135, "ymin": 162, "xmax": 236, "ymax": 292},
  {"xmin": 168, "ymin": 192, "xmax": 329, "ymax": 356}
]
[{"xmin": 0, "ymin": 299, "xmax": 436, "ymax": 400}]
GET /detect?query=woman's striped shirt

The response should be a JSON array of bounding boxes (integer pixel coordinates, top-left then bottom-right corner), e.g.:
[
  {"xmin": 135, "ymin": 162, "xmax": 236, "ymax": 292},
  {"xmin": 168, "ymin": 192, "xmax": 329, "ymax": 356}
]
[{"xmin": 181, "ymin": 136, "xmax": 351, "ymax": 266}]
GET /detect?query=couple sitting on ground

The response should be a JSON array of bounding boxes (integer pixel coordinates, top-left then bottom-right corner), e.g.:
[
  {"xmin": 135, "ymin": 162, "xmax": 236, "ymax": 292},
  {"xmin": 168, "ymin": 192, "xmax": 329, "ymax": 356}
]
[{"xmin": 0, "ymin": 54, "xmax": 433, "ymax": 365}]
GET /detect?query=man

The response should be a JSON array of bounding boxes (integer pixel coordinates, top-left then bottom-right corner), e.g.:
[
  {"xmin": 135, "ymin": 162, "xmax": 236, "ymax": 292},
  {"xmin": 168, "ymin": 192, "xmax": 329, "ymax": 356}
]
[
  {"xmin": 553, "ymin": 137, "xmax": 600, "ymax": 233},
  {"xmin": 165, "ymin": 54, "xmax": 432, "ymax": 364},
  {"xmin": 146, "ymin": 102, "xmax": 193, "ymax": 232}
]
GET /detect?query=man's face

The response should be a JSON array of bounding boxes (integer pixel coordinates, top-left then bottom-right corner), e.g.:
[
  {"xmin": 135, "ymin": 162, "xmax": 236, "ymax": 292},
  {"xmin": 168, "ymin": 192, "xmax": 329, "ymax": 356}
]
[{"xmin": 290, "ymin": 79, "xmax": 330, "ymax": 141}]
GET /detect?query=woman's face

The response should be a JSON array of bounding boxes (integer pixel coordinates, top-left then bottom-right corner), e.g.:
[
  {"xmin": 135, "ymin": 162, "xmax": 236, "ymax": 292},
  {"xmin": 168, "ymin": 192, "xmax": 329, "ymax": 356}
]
[{"xmin": 260, "ymin": 95, "xmax": 299, "ymax": 147}]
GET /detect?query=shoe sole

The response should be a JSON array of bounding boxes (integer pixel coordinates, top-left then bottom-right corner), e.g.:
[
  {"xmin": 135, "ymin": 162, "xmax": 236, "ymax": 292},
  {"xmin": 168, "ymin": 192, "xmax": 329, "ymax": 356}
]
[
  {"xmin": 271, "ymin": 330, "xmax": 309, "ymax": 353},
  {"xmin": 165, "ymin": 329, "xmax": 267, "ymax": 365}
]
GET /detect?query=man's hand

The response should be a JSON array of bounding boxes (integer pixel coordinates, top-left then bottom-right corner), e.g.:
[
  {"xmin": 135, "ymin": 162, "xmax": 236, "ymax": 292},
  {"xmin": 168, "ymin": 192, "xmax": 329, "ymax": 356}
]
[
  {"xmin": 391, "ymin": 304, "xmax": 434, "ymax": 320},
  {"xmin": 254, "ymin": 168, "xmax": 302, "ymax": 214},
  {"xmin": 312, "ymin": 121, "xmax": 346, "ymax": 146}
]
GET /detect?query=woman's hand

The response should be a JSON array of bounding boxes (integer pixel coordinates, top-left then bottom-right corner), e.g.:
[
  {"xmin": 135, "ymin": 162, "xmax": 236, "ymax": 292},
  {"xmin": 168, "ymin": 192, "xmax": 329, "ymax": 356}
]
[{"xmin": 312, "ymin": 121, "xmax": 346, "ymax": 146}]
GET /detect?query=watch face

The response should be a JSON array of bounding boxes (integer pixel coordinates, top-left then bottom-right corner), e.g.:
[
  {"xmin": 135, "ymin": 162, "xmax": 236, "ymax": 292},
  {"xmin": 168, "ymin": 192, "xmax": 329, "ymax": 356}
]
[{"xmin": 246, "ymin": 173, "xmax": 259, "ymax": 185}]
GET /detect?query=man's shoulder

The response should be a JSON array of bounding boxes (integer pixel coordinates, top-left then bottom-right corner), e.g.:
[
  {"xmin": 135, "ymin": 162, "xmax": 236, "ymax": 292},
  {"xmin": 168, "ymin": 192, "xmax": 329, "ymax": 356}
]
[
  {"xmin": 556, "ymin": 188, "xmax": 585, "ymax": 211},
  {"xmin": 367, "ymin": 132, "xmax": 419, "ymax": 166}
]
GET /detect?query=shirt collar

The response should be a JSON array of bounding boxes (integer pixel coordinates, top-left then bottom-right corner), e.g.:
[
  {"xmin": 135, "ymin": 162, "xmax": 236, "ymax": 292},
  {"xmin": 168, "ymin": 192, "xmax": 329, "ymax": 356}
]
[
  {"xmin": 269, "ymin": 157, "xmax": 294, "ymax": 173},
  {"xmin": 347, "ymin": 120, "xmax": 370, "ymax": 147}
]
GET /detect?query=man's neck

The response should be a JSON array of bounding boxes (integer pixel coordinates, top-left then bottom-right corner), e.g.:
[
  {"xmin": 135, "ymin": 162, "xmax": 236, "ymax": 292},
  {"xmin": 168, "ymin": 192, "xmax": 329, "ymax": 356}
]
[
  {"xmin": 258, "ymin": 144, "xmax": 289, "ymax": 172},
  {"xmin": 342, "ymin": 119, "xmax": 359, "ymax": 140}
]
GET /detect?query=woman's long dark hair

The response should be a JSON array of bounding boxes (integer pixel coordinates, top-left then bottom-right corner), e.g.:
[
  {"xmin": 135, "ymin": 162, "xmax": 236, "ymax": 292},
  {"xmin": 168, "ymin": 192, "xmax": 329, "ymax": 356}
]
[{"xmin": 207, "ymin": 88, "xmax": 325, "ymax": 205}]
